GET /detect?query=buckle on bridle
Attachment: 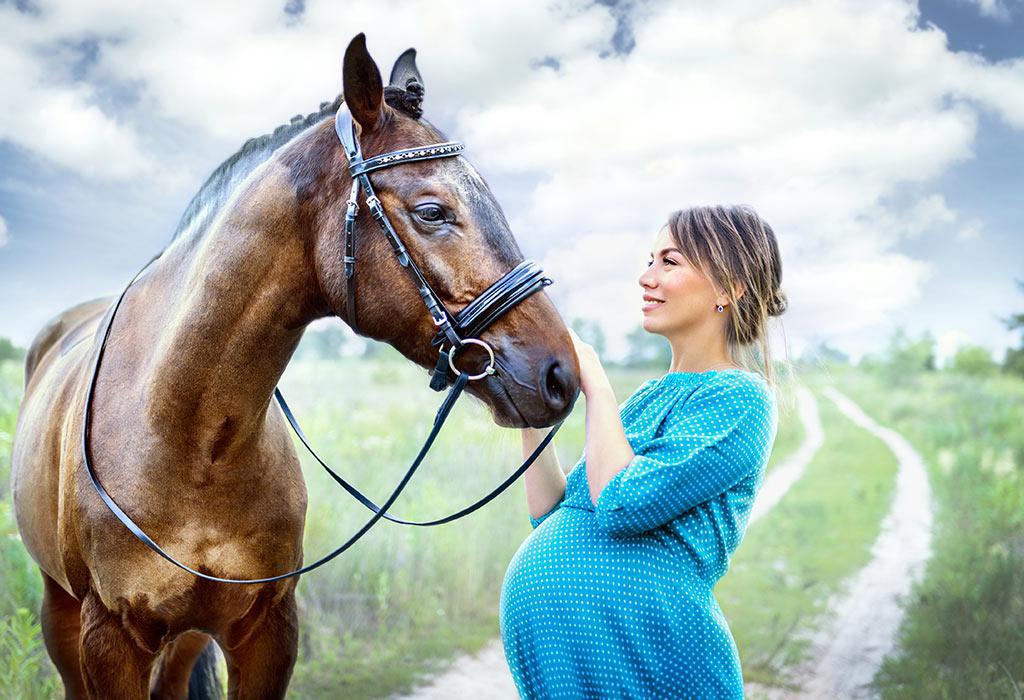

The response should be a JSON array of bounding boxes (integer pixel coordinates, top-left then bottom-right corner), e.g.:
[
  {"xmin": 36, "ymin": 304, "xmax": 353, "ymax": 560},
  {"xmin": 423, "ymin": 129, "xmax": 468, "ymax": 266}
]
[{"xmin": 446, "ymin": 338, "xmax": 496, "ymax": 381}]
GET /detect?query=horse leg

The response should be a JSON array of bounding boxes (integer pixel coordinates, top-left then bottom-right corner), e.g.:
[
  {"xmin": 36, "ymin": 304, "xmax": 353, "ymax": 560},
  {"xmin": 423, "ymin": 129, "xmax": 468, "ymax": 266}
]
[
  {"xmin": 150, "ymin": 630, "xmax": 216, "ymax": 699},
  {"xmin": 39, "ymin": 572, "xmax": 88, "ymax": 699},
  {"xmin": 222, "ymin": 593, "xmax": 298, "ymax": 700},
  {"xmin": 79, "ymin": 590, "xmax": 157, "ymax": 699}
]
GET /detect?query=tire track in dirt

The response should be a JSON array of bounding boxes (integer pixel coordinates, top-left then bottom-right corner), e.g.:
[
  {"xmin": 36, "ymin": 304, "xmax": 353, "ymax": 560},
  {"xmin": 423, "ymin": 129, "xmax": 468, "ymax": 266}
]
[{"xmin": 776, "ymin": 387, "xmax": 934, "ymax": 699}]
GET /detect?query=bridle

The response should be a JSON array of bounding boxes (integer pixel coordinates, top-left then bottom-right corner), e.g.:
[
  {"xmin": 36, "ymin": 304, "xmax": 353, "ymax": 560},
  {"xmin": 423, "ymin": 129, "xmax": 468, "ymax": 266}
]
[
  {"xmin": 335, "ymin": 103, "xmax": 553, "ymax": 392},
  {"xmin": 81, "ymin": 101, "xmax": 566, "ymax": 584}
]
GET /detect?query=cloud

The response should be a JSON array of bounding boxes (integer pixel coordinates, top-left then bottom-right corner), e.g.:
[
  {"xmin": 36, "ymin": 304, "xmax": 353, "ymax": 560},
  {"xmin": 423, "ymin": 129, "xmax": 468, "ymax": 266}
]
[
  {"xmin": 959, "ymin": 0, "xmax": 1016, "ymax": 22},
  {"xmin": 451, "ymin": 1, "xmax": 1024, "ymax": 358},
  {"xmin": 1, "ymin": 0, "xmax": 1022, "ymax": 359},
  {"xmin": 0, "ymin": 214, "xmax": 8, "ymax": 248},
  {"xmin": 956, "ymin": 219, "xmax": 984, "ymax": 240},
  {"xmin": 0, "ymin": 11, "xmax": 156, "ymax": 181}
]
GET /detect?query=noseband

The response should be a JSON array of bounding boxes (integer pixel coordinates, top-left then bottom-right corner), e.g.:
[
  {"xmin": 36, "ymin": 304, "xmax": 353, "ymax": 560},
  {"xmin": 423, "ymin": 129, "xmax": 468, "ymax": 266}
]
[
  {"xmin": 81, "ymin": 103, "xmax": 566, "ymax": 584},
  {"xmin": 334, "ymin": 103, "xmax": 552, "ymax": 391}
]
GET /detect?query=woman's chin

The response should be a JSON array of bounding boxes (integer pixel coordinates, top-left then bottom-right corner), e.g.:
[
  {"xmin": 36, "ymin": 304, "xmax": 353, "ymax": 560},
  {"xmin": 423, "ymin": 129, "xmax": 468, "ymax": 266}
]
[{"xmin": 641, "ymin": 316, "xmax": 662, "ymax": 334}]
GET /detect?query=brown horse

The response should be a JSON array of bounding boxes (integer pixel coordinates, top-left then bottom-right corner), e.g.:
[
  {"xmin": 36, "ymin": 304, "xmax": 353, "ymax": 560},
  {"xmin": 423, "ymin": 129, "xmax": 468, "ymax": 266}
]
[{"xmin": 10, "ymin": 35, "xmax": 578, "ymax": 699}]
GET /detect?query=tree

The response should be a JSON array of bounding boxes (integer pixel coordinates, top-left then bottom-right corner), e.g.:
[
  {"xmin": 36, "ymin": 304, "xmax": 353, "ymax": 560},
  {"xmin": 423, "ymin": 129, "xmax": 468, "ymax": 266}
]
[
  {"xmin": 294, "ymin": 325, "xmax": 350, "ymax": 360},
  {"xmin": 1002, "ymin": 279, "xmax": 1024, "ymax": 379},
  {"xmin": 0, "ymin": 337, "xmax": 26, "ymax": 362},
  {"xmin": 884, "ymin": 327, "xmax": 936, "ymax": 373},
  {"xmin": 623, "ymin": 323, "xmax": 671, "ymax": 369},
  {"xmin": 569, "ymin": 317, "xmax": 606, "ymax": 357},
  {"xmin": 948, "ymin": 344, "xmax": 998, "ymax": 376},
  {"xmin": 797, "ymin": 340, "xmax": 849, "ymax": 369}
]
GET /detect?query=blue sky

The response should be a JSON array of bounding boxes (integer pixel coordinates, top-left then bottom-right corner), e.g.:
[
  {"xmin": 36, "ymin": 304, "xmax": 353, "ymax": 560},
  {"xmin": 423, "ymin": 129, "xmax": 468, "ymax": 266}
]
[{"xmin": 0, "ymin": 0, "xmax": 1022, "ymax": 365}]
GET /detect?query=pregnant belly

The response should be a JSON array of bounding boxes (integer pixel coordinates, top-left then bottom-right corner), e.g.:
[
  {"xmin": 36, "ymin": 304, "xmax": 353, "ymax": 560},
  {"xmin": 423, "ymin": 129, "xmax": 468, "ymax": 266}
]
[{"xmin": 500, "ymin": 506, "xmax": 709, "ymax": 638}]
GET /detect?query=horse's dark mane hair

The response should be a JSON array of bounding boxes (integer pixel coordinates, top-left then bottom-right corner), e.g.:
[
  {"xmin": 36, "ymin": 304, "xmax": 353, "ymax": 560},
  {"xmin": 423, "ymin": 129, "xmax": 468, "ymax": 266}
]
[{"xmin": 166, "ymin": 89, "xmax": 423, "ymax": 249}]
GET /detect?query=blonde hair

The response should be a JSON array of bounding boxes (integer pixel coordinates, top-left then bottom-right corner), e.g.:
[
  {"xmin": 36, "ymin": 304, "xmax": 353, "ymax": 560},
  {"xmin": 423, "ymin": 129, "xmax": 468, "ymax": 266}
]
[{"xmin": 666, "ymin": 205, "xmax": 790, "ymax": 386}]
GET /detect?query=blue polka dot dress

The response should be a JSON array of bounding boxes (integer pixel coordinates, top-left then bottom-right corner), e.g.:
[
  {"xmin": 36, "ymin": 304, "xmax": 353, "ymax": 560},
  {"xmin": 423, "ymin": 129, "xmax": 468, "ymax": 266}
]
[{"xmin": 500, "ymin": 369, "xmax": 778, "ymax": 699}]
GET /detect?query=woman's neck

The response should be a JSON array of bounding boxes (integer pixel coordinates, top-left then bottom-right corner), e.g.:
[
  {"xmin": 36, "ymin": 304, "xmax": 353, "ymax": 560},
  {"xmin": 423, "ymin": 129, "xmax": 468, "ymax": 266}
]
[{"xmin": 666, "ymin": 322, "xmax": 736, "ymax": 373}]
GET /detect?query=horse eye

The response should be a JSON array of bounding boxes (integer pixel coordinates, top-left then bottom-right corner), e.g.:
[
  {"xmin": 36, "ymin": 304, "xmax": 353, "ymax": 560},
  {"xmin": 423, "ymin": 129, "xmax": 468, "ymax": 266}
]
[{"xmin": 414, "ymin": 204, "xmax": 448, "ymax": 224}]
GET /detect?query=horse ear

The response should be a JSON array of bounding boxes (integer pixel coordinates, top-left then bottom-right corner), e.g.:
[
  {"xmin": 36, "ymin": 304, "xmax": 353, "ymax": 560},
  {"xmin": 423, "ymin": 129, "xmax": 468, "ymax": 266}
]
[
  {"xmin": 388, "ymin": 48, "xmax": 423, "ymax": 91},
  {"xmin": 343, "ymin": 33, "xmax": 384, "ymax": 133},
  {"xmin": 386, "ymin": 48, "xmax": 425, "ymax": 118}
]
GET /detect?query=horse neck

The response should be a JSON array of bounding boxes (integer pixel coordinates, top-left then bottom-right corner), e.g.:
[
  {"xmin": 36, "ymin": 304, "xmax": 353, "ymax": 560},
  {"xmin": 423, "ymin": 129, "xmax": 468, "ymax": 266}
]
[{"xmin": 140, "ymin": 150, "xmax": 331, "ymax": 467}]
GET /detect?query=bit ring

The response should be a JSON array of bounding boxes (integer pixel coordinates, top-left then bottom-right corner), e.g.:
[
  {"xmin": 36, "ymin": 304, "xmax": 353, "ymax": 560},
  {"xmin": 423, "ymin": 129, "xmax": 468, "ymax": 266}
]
[{"xmin": 447, "ymin": 339, "xmax": 496, "ymax": 381}]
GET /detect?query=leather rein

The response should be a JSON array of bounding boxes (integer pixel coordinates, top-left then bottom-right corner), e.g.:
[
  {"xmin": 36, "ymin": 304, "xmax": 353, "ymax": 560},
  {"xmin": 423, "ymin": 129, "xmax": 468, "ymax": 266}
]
[{"xmin": 81, "ymin": 103, "xmax": 564, "ymax": 584}]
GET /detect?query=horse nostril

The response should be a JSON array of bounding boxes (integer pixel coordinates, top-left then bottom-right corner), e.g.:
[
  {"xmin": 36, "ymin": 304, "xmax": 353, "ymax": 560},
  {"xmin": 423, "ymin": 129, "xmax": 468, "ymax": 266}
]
[{"xmin": 541, "ymin": 358, "xmax": 575, "ymax": 413}]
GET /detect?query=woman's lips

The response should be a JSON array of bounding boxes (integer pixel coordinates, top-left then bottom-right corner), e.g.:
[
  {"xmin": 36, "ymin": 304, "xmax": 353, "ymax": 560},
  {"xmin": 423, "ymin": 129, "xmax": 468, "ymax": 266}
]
[{"xmin": 642, "ymin": 299, "xmax": 664, "ymax": 312}]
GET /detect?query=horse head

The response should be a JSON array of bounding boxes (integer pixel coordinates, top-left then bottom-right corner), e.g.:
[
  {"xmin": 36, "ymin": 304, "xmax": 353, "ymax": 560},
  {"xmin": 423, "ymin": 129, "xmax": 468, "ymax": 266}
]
[{"xmin": 297, "ymin": 34, "xmax": 579, "ymax": 428}]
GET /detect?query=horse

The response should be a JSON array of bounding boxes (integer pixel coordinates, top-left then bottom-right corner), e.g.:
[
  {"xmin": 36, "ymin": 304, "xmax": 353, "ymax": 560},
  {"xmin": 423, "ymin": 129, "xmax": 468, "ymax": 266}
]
[{"xmin": 10, "ymin": 34, "xmax": 578, "ymax": 699}]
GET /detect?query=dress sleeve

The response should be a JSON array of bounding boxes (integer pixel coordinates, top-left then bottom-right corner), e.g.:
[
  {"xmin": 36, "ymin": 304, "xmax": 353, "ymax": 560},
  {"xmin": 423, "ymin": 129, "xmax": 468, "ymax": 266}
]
[{"xmin": 592, "ymin": 376, "xmax": 776, "ymax": 538}]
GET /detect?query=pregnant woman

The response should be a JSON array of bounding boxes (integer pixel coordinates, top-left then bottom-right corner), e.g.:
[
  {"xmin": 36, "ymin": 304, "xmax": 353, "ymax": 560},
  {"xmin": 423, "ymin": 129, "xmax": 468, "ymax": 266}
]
[{"xmin": 500, "ymin": 204, "xmax": 787, "ymax": 699}]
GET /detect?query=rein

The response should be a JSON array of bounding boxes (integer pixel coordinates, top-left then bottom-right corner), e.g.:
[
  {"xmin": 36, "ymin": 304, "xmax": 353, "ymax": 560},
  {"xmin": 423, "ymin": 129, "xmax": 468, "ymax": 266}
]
[{"xmin": 82, "ymin": 104, "xmax": 564, "ymax": 584}]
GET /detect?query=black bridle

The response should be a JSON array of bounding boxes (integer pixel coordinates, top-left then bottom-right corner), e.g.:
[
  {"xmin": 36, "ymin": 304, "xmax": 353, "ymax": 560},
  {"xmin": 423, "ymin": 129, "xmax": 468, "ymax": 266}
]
[
  {"xmin": 82, "ymin": 102, "xmax": 565, "ymax": 584},
  {"xmin": 335, "ymin": 104, "xmax": 553, "ymax": 392}
]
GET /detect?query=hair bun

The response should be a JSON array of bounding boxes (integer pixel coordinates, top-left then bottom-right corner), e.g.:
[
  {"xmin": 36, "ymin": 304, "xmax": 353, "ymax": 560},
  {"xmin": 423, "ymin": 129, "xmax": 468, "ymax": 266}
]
[{"xmin": 767, "ymin": 288, "xmax": 788, "ymax": 317}]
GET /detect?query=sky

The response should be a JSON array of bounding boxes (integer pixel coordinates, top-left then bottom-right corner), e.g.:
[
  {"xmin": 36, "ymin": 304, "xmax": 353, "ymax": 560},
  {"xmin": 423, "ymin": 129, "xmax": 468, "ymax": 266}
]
[{"xmin": 0, "ymin": 0, "xmax": 1022, "ymax": 365}]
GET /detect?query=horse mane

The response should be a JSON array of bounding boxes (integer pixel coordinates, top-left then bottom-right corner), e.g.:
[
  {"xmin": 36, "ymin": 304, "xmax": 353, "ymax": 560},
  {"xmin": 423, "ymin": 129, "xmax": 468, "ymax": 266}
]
[{"xmin": 166, "ymin": 89, "xmax": 422, "ymax": 249}]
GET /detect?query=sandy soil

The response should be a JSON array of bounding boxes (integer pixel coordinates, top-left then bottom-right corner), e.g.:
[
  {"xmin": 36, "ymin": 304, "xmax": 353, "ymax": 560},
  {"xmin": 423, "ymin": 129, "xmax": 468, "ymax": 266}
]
[
  {"xmin": 768, "ymin": 388, "xmax": 935, "ymax": 699},
  {"xmin": 388, "ymin": 638, "xmax": 518, "ymax": 700}
]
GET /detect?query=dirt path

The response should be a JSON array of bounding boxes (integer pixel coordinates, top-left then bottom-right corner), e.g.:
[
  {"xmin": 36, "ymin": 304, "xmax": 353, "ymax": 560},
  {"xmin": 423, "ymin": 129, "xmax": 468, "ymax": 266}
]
[
  {"xmin": 388, "ymin": 638, "xmax": 518, "ymax": 700},
  {"xmin": 775, "ymin": 387, "xmax": 935, "ymax": 699},
  {"xmin": 749, "ymin": 386, "xmax": 823, "ymax": 525}
]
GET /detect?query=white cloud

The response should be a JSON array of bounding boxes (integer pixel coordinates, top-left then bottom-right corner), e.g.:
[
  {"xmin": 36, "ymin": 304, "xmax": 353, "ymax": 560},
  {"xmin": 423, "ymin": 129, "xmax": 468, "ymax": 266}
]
[
  {"xmin": 450, "ymin": 1, "xmax": 1024, "ymax": 359},
  {"xmin": 0, "ymin": 15, "xmax": 156, "ymax": 181},
  {"xmin": 956, "ymin": 219, "xmax": 984, "ymax": 240},
  {"xmin": 0, "ymin": 214, "xmax": 8, "ymax": 248},
  {"xmin": 960, "ymin": 0, "xmax": 1015, "ymax": 22},
  {"xmin": 1, "ymin": 0, "xmax": 1022, "ymax": 359}
]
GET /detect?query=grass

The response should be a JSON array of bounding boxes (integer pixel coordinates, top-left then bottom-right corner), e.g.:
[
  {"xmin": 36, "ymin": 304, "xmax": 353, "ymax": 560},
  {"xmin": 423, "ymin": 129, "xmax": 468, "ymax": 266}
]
[
  {"xmin": 716, "ymin": 382, "xmax": 899, "ymax": 688},
  {"xmin": 827, "ymin": 367, "xmax": 1024, "ymax": 699},
  {"xmin": 4, "ymin": 352, "xmax": 1021, "ymax": 698}
]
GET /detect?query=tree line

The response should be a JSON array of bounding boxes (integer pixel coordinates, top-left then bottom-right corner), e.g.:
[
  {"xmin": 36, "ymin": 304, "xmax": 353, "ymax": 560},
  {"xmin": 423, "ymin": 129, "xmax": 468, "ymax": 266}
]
[{"xmin": 2, "ymin": 278, "xmax": 1022, "ymax": 379}]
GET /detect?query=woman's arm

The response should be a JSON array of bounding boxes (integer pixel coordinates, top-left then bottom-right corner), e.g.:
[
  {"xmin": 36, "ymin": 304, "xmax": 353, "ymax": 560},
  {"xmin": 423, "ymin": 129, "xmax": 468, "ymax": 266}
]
[
  {"xmin": 581, "ymin": 381, "xmax": 635, "ymax": 505},
  {"xmin": 521, "ymin": 428, "xmax": 567, "ymax": 521},
  {"xmin": 565, "ymin": 329, "xmax": 636, "ymax": 505}
]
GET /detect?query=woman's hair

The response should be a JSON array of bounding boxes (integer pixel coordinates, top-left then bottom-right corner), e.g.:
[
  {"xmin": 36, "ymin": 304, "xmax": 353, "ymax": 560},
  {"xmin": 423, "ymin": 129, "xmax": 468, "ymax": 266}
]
[{"xmin": 666, "ymin": 204, "xmax": 789, "ymax": 385}]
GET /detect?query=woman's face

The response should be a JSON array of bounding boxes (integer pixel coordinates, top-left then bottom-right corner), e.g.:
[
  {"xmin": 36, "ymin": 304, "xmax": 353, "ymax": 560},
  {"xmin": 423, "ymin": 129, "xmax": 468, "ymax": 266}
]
[{"xmin": 639, "ymin": 226, "xmax": 723, "ymax": 337}]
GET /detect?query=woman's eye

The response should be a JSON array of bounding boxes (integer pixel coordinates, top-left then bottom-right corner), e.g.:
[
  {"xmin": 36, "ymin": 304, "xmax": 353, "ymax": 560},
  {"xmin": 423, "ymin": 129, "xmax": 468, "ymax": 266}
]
[{"xmin": 415, "ymin": 204, "xmax": 448, "ymax": 224}]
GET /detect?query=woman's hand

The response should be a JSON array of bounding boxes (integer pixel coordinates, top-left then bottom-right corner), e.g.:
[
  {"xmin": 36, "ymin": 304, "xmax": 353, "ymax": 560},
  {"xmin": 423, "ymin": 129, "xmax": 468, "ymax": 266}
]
[{"xmin": 568, "ymin": 328, "xmax": 611, "ymax": 398}]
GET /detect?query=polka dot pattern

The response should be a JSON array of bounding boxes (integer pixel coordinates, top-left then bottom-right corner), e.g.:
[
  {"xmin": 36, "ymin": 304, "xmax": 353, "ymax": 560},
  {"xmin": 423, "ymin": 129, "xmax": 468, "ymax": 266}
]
[{"xmin": 500, "ymin": 369, "xmax": 778, "ymax": 699}]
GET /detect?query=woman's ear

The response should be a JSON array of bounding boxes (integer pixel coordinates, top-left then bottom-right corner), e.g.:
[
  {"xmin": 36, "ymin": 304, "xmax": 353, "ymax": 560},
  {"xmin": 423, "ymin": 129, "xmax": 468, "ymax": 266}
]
[{"xmin": 732, "ymin": 282, "xmax": 746, "ymax": 303}]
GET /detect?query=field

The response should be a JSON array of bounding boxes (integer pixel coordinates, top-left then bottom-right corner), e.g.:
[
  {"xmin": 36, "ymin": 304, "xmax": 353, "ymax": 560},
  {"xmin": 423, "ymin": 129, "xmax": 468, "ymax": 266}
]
[{"xmin": 1, "ymin": 354, "xmax": 1022, "ymax": 698}]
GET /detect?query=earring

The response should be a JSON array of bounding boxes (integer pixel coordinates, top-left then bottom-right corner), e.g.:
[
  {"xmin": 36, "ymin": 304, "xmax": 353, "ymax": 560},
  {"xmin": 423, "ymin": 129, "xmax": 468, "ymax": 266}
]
[{"xmin": 716, "ymin": 304, "xmax": 724, "ymax": 313}]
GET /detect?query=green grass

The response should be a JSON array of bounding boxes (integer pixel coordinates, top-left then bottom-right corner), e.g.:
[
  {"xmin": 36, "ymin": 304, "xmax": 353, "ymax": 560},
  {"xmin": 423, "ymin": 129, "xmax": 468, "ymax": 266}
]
[
  {"xmin": 0, "ymin": 360, "xmax": 57, "ymax": 697},
  {"xmin": 716, "ymin": 383, "xmax": 899, "ymax": 688},
  {"xmin": 5, "ymin": 352, "xmax": 1021, "ymax": 698},
  {"xmin": 765, "ymin": 380, "xmax": 804, "ymax": 477},
  {"xmin": 827, "ymin": 368, "xmax": 1024, "ymax": 699}
]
